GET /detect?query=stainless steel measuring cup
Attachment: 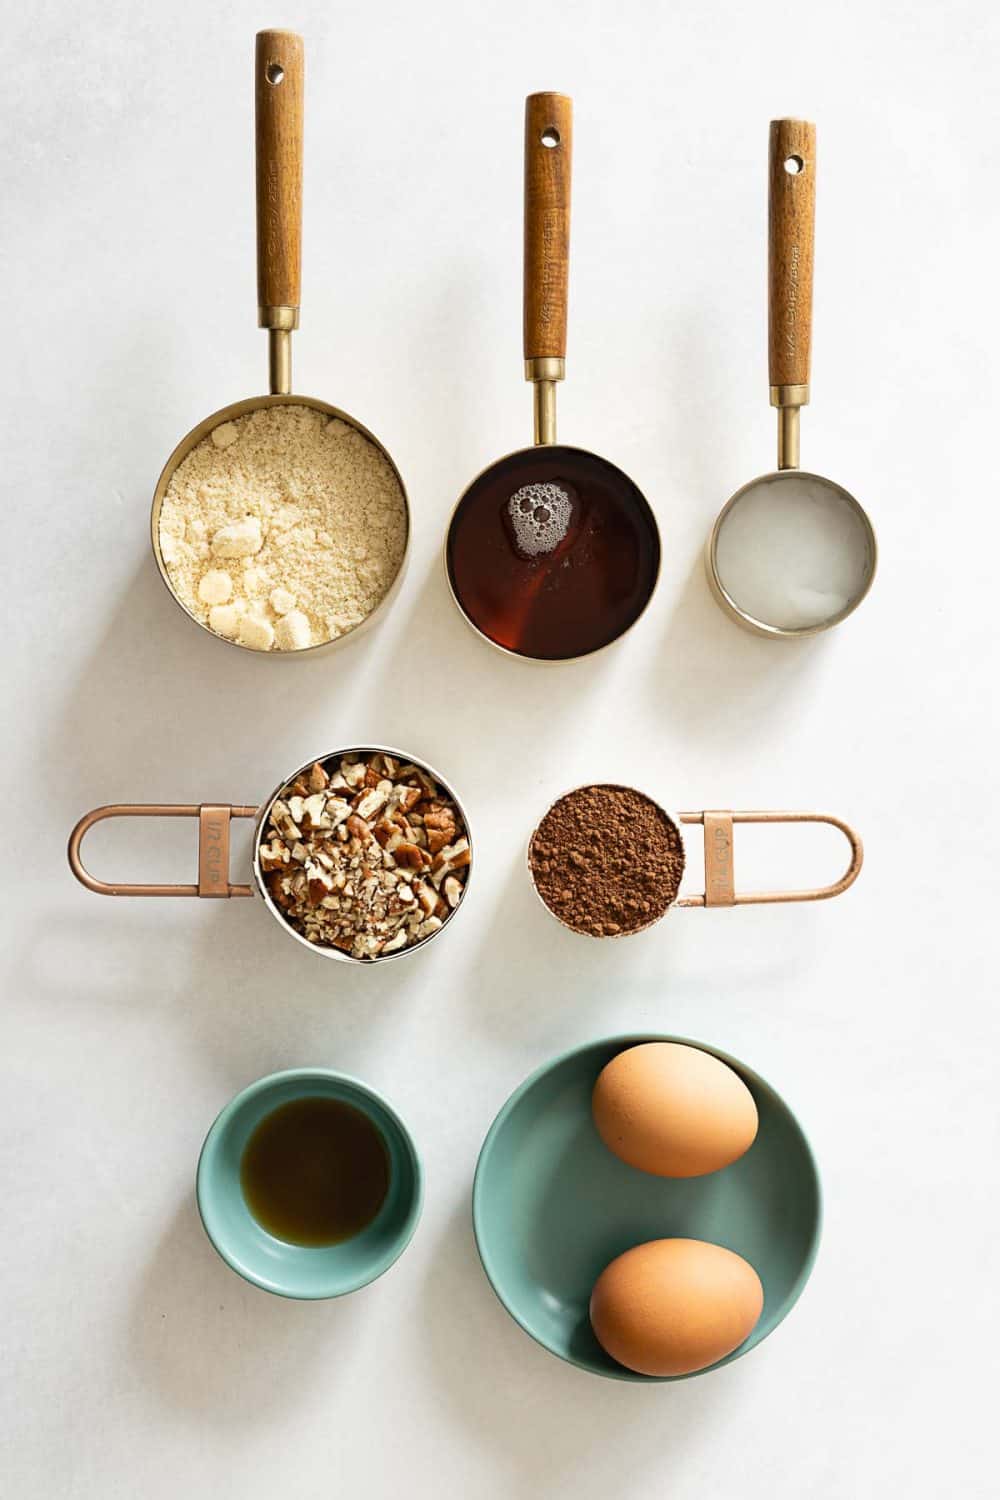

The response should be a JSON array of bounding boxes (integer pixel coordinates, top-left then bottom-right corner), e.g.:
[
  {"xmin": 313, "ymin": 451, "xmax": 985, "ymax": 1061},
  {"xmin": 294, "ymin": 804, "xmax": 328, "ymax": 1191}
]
[
  {"xmin": 151, "ymin": 31, "xmax": 410, "ymax": 657},
  {"xmin": 528, "ymin": 785, "xmax": 863, "ymax": 937},
  {"xmin": 67, "ymin": 746, "xmax": 473, "ymax": 965},
  {"xmin": 706, "ymin": 120, "xmax": 877, "ymax": 637},
  {"xmin": 444, "ymin": 93, "xmax": 661, "ymax": 662}
]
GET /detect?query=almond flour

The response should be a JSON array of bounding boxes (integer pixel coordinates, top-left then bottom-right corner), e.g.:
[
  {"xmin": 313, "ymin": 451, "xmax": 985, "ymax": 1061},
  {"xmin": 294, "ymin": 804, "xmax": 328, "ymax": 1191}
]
[{"xmin": 158, "ymin": 404, "xmax": 407, "ymax": 650}]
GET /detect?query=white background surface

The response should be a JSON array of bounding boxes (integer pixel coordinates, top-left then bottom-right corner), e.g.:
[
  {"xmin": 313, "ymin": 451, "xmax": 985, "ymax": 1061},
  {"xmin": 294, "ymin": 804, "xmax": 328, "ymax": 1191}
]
[{"xmin": 3, "ymin": 1, "xmax": 998, "ymax": 1495}]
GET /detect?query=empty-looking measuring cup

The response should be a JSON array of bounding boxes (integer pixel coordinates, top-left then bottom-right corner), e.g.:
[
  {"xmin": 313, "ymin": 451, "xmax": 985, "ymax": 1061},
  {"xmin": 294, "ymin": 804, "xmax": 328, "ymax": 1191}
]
[{"xmin": 706, "ymin": 121, "xmax": 877, "ymax": 637}]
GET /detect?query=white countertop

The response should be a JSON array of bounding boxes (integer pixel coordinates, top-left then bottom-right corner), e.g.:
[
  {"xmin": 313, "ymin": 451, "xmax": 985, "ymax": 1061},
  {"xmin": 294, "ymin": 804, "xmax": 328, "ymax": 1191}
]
[{"xmin": 4, "ymin": 1, "xmax": 997, "ymax": 1495}]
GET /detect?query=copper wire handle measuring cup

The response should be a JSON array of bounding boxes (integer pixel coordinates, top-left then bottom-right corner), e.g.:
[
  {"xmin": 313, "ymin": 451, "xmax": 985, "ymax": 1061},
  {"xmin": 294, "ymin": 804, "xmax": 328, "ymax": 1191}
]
[
  {"xmin": 445, "ymin": 93, "xmax": 661, "ymax": 661},
  {"xmin": 150, "ymin": 31, "xmax": 409, "ymax": 656},
  {"xmin": 706, "ymin": 120, "xmax": 876, "ymax": 637},
  {"xmin": 528, "ymin": 793, "xmax": 863, "ymax": 937},
  {"xmin": 67, "ymin": 747, "xmax": 474, "ymax": 965}
]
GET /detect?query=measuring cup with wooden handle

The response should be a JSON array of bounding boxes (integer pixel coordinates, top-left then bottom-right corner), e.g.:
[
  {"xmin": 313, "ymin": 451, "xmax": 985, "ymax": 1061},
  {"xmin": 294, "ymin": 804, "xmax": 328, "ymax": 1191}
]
[
  {"xmin": 151, "ymin": 31, "xmax": 410, "ymax": 656},
  {"xmin": 445, "ymin": 93, "xmax": 661, "ymax": 661},
  {"xmin": 706, "ymin": 120, "xmax": 877, "ymax": 637}
]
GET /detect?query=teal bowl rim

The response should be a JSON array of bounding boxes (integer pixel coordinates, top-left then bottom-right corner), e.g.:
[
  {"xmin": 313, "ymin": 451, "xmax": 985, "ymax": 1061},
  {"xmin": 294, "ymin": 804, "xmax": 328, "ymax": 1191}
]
[
  {"xmin": 472, "ymin": 1033, "xmax": 822, "ymax": 1381},
  {"xmin": 196, "ymin": 1067, "xmax": 423, "ymax": 1300}
]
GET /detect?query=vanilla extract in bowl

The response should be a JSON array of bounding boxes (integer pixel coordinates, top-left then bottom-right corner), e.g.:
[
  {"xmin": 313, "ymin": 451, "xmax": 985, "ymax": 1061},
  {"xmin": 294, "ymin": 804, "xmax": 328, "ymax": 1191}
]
[{"xmin": 240, "ymin": 1096, "xmax": 390, "ymax": 1247}]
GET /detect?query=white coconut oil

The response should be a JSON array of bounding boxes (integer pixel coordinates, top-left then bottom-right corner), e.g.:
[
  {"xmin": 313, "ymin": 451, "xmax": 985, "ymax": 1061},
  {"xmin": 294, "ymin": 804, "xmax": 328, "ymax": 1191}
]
[{"xmin": 714, "ymin": 474, "xmax": 872, "ymax": 631}]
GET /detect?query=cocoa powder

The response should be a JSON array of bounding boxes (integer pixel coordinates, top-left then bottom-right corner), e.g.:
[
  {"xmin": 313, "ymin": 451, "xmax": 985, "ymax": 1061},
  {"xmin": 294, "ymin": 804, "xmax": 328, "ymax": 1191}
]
[{"xmin": 528, "ymin": 784, "xmax": 685, "ymax": 937}]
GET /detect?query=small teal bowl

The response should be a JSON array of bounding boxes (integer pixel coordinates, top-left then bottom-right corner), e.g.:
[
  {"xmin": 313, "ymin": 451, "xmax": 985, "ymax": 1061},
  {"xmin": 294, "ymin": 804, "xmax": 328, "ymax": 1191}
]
[
  {"xmin": 473, "ymin": 1034, "xmax": 821, "ymax": 1380},
  {"xmin": 197, "ymin": 1068, "xmax": 422, "ymax": 1299}
]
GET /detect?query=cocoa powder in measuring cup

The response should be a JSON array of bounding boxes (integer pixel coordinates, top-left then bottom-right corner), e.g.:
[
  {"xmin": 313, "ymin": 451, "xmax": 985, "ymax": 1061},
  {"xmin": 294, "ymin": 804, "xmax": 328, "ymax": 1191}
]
[{"xmin": 528, "ymin": 785, "xmax": 685, "ymax": 937}]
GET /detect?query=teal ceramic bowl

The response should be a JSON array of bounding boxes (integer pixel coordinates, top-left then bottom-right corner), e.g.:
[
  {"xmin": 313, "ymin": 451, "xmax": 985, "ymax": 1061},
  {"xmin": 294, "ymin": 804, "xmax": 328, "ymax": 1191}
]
[
  {"xmin": 473, "ymin": 1034, "xmax": 820, "ymax": 1380},
  {"xmin": 197, "ymin": 1068, "xmax": 422, "ymax": 1299}
]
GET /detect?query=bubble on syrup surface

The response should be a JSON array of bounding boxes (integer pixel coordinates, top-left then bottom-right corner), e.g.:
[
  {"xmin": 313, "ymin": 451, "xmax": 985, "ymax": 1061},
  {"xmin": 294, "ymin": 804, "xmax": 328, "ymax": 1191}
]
[{"xmin": 506, "ymin": 482, "xmax": 572, "ymax": 557}]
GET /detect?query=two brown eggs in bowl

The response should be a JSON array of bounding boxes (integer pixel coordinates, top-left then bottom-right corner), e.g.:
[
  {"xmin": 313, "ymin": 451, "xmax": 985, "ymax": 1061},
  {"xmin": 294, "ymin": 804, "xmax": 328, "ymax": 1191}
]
[{"xmin": 588, "ymin": 1041, "xmax": 763, "ymax": 1378}]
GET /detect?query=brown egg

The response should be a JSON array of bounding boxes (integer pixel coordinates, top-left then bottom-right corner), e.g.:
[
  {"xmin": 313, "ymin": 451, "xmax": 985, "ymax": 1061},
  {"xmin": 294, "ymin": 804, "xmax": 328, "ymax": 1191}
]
[
  {"xmin": 590, "ymin": 1237, "xmax": 764, "ymax": 1377},
  {"xmin": 592, "ymin": 1042, "xmax": 758, "ymax": 1177}
]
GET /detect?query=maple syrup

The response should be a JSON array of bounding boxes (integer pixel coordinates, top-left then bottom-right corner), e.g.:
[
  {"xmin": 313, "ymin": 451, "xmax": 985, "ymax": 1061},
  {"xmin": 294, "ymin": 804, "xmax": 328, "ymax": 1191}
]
[{"xmin": 447, "ymin": 445, "xmax": 659, "ymax": 659}]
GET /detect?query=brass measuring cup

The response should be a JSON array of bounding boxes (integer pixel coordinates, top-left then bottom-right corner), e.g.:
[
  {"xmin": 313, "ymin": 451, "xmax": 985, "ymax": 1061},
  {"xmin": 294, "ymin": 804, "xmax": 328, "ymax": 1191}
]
[
  {"xmin": 151, "ymin": 31, "xmax": 409, "ymax": 656},
  {"xmin": 445, "ymin": 93, "xmax": 661, "ymax": 661},
  {"xmin": 706, "ymin": 120, "xmax": 877, "ymax": 637},
  {"xmin": 528, "ymin": 787, "xmax": 862, "ymax": 937},
  {"xmin": 67, "ymin": 746, "xmax": 473, "ymax": 965}
]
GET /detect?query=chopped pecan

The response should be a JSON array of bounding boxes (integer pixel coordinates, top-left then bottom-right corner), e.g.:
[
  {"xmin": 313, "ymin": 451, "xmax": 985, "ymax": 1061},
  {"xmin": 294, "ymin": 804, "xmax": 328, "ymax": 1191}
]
[
  {"xmin": 307, "ymin": 875, "xmax": 334, "ymax": 906},
  {"xmin": 307, "ymin": 761, "xmax": 329, "ymax": 792},
  {"xmin": 424, "ymin": 803, "xmax": 457, "ymax": 854},
  {"xmin": 438, "ymin": 837, "xmax": 471, "ymax": 870},
  {"xmin": 326, "ymin": 797, "xmax": 352, "ymax": 830},
  {"xmin": 372, "ymin": 818, "xmax": 394, "ymax": 848},
  {"xmin": 301, "ymin": 793, "xmax": 331, "ymax": 830},
  {"xmin": 395, "ymin": 785, "xmax": 423, "ymax": 814},
  {"xmin": 258, "ymin": 750, "xmax": 469, "ymax": 959},
  {"xmin": 355, "ymin": 784, "xmax": 390, "ymax": 821},
  {"xmin": 258, "ymin": 839, "xmax": 289, "ymax": 873},
  {"xmin": 266, "ymin": 871, "xmax": 294, "ymax": 909},
  {"xmin": 415, "ymin": 880, "xmax": 438, "ymax": 916},
  {"xmin": 393, "ymin": 841, "xmax": 430, "ymax": 870}
]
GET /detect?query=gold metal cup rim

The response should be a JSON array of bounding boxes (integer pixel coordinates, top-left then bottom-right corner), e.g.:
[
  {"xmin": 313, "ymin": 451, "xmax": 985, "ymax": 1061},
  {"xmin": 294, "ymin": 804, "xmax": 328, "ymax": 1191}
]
[
  {"xmin": 251, "ymin": 743, "xmax": 474, "ymax": 964},
  {"xmin": 706, "ymin": 468, "xmax": 878, "ymax": 639},
  {"xmin": 442, "ymin": 443, "xmax": 662, "ymax": 666},
  {"xmin": 150, "ymin": 393, "xmax": 411, "ymax": 659}
]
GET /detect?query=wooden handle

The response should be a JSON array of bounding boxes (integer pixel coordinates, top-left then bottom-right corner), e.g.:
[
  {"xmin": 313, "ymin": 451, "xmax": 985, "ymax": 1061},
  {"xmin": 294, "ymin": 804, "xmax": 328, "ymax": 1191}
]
[
  {"xmin": 255, "ymin": 30, "xmax": 304, "ymax": 318},
  {"xmin": 768, "ymin": 119, "xmax": 815, "ymax": 391},
  {"xmin": 523, "ymin": 93, "xmax": 573, "ymax": 362}
]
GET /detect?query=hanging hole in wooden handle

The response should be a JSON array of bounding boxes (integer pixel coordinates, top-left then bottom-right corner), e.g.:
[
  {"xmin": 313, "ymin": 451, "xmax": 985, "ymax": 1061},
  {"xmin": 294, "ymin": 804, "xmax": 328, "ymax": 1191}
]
[
  {"xmin": 255, "ymin": 29, "xmax": 304, "ymax": 317},
  {"xmin": 523, "ymin": 92, "xmax": 573, "ymax": 363},
  {"xmin": 768, "ymin": 118, "xmax": 816, "ymax": 392}
]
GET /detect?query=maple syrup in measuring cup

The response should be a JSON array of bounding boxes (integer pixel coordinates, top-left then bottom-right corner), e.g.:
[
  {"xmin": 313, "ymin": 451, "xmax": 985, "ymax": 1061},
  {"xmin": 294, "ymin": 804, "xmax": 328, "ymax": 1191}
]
[{"xmin": 446, "ymin": 445, "xmax": 660, "ymax": 660}]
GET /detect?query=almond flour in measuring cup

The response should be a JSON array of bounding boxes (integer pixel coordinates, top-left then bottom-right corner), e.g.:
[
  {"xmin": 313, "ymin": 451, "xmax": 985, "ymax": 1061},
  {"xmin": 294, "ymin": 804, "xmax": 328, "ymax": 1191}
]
[{"xmin": 157, "ymin": 405, "xmax": 407, "ymax": 651}]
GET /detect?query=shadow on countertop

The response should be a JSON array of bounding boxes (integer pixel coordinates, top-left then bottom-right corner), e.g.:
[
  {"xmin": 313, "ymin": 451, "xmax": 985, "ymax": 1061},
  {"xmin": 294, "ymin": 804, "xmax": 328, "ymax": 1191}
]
[
  {"xmin": 417, "ymin": 1195, "xmax": 743, "ymax": 1497},
  {"xmin": 653, "ymin": 553, "xmax": 827, "ymax": 736},
  {"xmin": 126, "ymin": 1193, "xmax": 364, "ymax": 1425}
]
